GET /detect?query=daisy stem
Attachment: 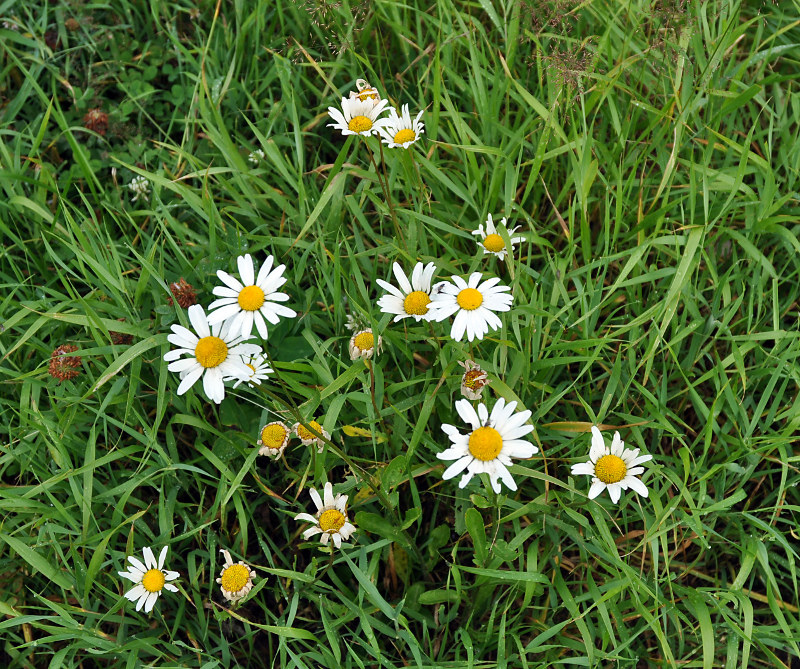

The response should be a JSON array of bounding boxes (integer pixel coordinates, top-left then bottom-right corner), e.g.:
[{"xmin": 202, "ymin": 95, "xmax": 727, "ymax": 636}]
[
  {"xmin": 365, "ymin": 359, "xmax": 389, "ymax": 437},
  {"xmin": 366, "ymin": 140, "xmax": 405, "ymax": 248}
]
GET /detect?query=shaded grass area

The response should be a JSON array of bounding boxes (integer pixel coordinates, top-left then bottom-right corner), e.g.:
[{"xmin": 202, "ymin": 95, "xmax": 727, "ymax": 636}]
[{"xmin": 1, "ymin": 0, "xmax": 799, "ymax": 666}]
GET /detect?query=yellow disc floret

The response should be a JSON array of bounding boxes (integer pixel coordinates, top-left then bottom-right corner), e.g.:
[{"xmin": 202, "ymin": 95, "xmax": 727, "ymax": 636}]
[
  {"xmin": 353, "ymin": 331, "xmax": 374, "ymax": 351},
  {"xmin": 220, "ymin": 564, "xmax": 250, "ymax": 593},
  {"xmin": 403, "ymin": 290, "xmax": 431, "ymax": 315},
  {"xmin": 261, "ymin": 423, "xmax": 288, "ymax": 449},
  {"xmin": 483, "ymin": 233, "xmax": 505, "ymax": 253},
  {"xmin": 348, "ymin": 116, "xmax": 373, "ymax": 133},
  {"xmin": 195, "ymin": 336, "xmax": 228, "ymax": 368},
  {"xmin": 468, "ymin": 426, "xmax": 503, "ymax": 461},
  {"xmin": 464, "ymin": 369, "xmax": 486, "ymax": 390},
  {"xmin": 318, "ymin": 508, "xmax": 346, "ymax": 533},
  {"xmin": 456, "ymin": 288, "xmax": 483, "ymax": 311},
  {"xmin": 594, "ymin": 454, "xmax": 627, "ymax": 484},
  {"xmin": 238, "ymin": 285, "xmax": 265, "ymax": 311},
  {"xmin": 393, "ymin": 128, "xmax": 416, "ymax": 145},
  {"xmin": 297, "ymin": 420, "xmax": 323, "ymax": 442},
  {"xmin": 141, "ymin": 568, "xmax": 166, "ymax": 593}
]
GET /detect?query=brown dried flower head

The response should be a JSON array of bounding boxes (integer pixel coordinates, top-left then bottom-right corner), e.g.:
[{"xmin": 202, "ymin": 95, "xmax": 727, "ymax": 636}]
[
  {"xmin": 110, "ymin": 319, "xmax": 133, "ymax": 345},
  {"xmin": 83, "ymin": 108, "xmax": 108, "ymax": 136},
  {"xmin": 167, "ymin": 278, "xmax": 197, "ymax": 308},
  {"xmin": 459, "ymin": 360, "xmax": 489, "ymax": 400},
  {"xmin": 49, "ymin": 344, "xmax": 81, "ymax": 382}
]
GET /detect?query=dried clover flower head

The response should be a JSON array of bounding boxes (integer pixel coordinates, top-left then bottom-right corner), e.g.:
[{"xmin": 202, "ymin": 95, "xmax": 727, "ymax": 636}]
[
  {"xmin": 49, "ymin": 344, "xmax": 81, "ymax": 381},
  {"xmin": 167, "ymin": 278, "xmax": 197, "ymax": 308},
  {"xmin": 83, "ymin": 108, "xmax": 108, "ymax": 136}
]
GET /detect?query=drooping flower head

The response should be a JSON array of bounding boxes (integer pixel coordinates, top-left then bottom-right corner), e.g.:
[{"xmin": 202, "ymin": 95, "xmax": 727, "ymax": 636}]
[
  {"xmin": 349, "ymin": 79, "xmax": 381, "ymax": 106},
  {"xmin": 429, "ymin": 272, "xmax": 513, "ymax": 342},
  {"xmin": 118, "ymin": 546, "xmax": 180, "ymax": 614},
  {"xmin": 295, "ymin": 482, "xmax": 357, "ymax": 548},
  {"xmin": 376, "ymin": 261, "xmax": 438, "ymax": 323},
  {"xmin": 472, "ymin": 214, "xmax": 524, "ymax": 260},
  {"xmin": 378, "ymin": 104, "xmax": 425, "ymax": 149},
  {"xmin": 230, "ymin": 352, "xmax": 272, "ymax": 388}
]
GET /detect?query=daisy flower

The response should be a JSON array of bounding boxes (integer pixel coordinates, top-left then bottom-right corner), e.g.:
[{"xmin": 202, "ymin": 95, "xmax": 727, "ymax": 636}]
[
  {"xmin": 257, "ymin": 420, "xmax": 291, "ymax": 458},
  {"xmin": 164, "ymin": 304, "xmax": 260, "ymax": 404},
  {"xmin": 571, "ymin": 427, "xmax": 653, "ymax": 503},
  {"xmin": 118, "ymin": 546, "xmax": 180, "ymax": 613},
  {"xmin": 216, "ymin": 549, "xmax": 256, "ymax": 604},
  {"xmin": 472, "ymin": 214, "xmax": 524, "ymax": 260},
  {"xmin": 459, "ymin": 360, "xmax": 489, "ymax": 400},
  {"xmin": 429, "ymin": 272, "xmax": 513, "ymax": 342},
  {"xmin": 376, "ymin": 261, "xmax": 438, "ymax": 322},
  {"xmin": 327, "ymin": 96, "xmax": 390, "ymax": 137},
  {"xmin": 230, "ymin": 352, "xmax": 272, "ymax": 388},
  {"xmin": 293, "ymin": 418, "xmax": 330, "ymax": 453},
  {"xmin": 349, "ymin": 79, "xmax": 381, "ymax": 106},
  {"xmin": 295, "ymin": 482, "xmax": 356, "ymax": 548},
  {"xmin": 349, "ymin": 329, "xmax": 381, "ymax": 360},
  {"xmin": 438, "ymin": 398, "xmax": 536, "ymax": 494},
  {"xmin": 207, "ymin": 254, "xmax": 297, "ymax": 340},
  {"xmin": 378, "ymin": 104, "xmax": 425, "ymax": 149}
]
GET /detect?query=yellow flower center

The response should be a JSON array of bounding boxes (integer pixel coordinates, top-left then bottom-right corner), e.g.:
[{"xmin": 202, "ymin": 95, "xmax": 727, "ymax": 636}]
[
  {"xmin": 357, "ymin": 91, "xmax": 378, "ymax": 101},
  {"xmin": 353, "ymin": 331, "xmax": 374, "ymax": 350},
  {"xmin": 141, "ymin": 568, "xmax": 165, "ymax": 593},
  {"xmin": 403, "ymin": 290, "xmax": 431, "ymax": 315},
  {"xmin": 464, "ymin": 369, "xmax": 486, "ymax": 390},
  {"xmin": 468, "ymin": 426, "xmax": 503, "ymax": 461},
  {"xmin": 318, "ymin": 509, "xmax": 346, "ymax": 533},
  {"xmin": 194, "ymin": 336, "xmax": 228, "ymax": 368},
  {"xmin": 297, "ymin": 420, "xmax": 323, "ymax": 442},
  {"xmin": 246, "ymin": 363, "xmax": 256, "ymax": 375},
  {"xmin": 261, "ymin": 423, "xmax": 288, "ymax": 448},
  {"xmin": 456, "ymin": 288, "xmax": 483, "ymax": 311},
  {"xmin": 348, "ymin": 115, "xmax": 373, "ymax": 133},
  {"xmin": 238, "ymin": 285, "xmax": 265, "ymax": 311},
  {"xmin": 220, "ymin": 564, "xmax": 250, "ymax": 593},
  {"xmin": 483, "ymin": 233, "xmax": 505, "ymax": 253},
  {"xmin": 393, "ymin": 128, "xmax": 416, "ymax": 145},
  {"xmin": 595, "ymin": 454, "xmax": 627, "ymax": 484}
]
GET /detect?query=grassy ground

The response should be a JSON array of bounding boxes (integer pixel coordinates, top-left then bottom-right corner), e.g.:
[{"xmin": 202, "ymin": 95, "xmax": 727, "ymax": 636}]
[{"xmin": 1, "ymin": 0, "xmax": 800, "ymax": 666}]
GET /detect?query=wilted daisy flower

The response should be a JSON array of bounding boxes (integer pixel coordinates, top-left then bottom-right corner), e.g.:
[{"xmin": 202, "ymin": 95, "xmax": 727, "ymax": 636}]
[
  {"xmin": 163, "ymin": 304, "xmax": 260, "ymax": 404},
  {"xmin": 49, "ymin": 344, "xmax": 81, "ymax": 382},
  {"xmin": 472, "ymin": 214, "xmax": 524, "ymax": 260},
  {"xmin": 438, "ymin": 398, "xmax": 536, "ymax": 493},
  {"xmin": 216, "ymin": 549, "xmax": 256, "ymax": 604},
  {"xmin": 207, "ymin": 254, "xmax": 297, "ymax": 340},
  {"xmin": 128, "ymin": 175, "xmax": 150, "ymax": 202},
  {"xmin": 349, "ymin": 79, "xmax": 381, "ymax": 105},
  {"xmin": 118, "ymin": 546, "xmax": 180, "ymax": 614},
  {"xmin": 429, "ymin": 273, "xmax": 513, "ymax": 342},
  {"xmin": 378, "ymin": 104, "xmax": 425, "ymax": 149},
  {"xmin": 376, "ymin": 261, "xmax": 438, "ymax": 322},
  {"xmin": 295, "ymin": 482, "xmax": 356, "ymax": 548},
  {"xmin": 257, "ymin": 421, "xmax": 291, "ymax": 457},
  {"xmin": 571, "ymin": 427, "xmax": 653, "ymax": 503},
  {"xmin": 459, "ymin": 360, "xmax": 489, "ymax": 400},
  {"xmin": 327, "ymin": 96, "xmax": 390, "ymax": 137},
  {"xmin": 248, "ymin": 149, "xmax": 265, "ymax": 164},
  {"xmin": 293, "ymin": 418, "xmax": 330, "ymax": 453},
  {"xmin": 230, "ymin": 352, "xmax": 272, "ymax": 388},
  {"xmin": 349, "ymin": 329, "xmax": 381, "ymax": 360}
]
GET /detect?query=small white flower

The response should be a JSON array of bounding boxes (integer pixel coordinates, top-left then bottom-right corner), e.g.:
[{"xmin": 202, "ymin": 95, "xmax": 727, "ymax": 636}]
[
  {"xmin": 295, "ymin": 482, "xmax": 357, "ymax": 548},
  {"xmin": 459, "ymin": 360, "xmax": 489, "ymax": 400},
  {"xmin": 257, "ymin": 421, "xmax": 291, "ymax": 458},
  {"xmin": 378, "ymin": 104, "xmax": 425, "ymax": 149},
  {"xmin": 571, "ymin": 427, "xmax": 653, "ymax": 503},
  {"xmin": 349, "ymin": 79, "xmax": 381, "ymax": 106},
  {"xmin": 207, "ymin": 254, "xmax": 297, "ymax": 340},
  {"xmin": 429, "ymin": 272, "xmax": 513, "ymax": 342},
  {"xmin": 349, "ymin": 329, "xmax": 381, "ymax": 360},
  {"xmin": 118, "ymin": 546, "xmax": 180, "ymax": 613},
  {"xmin": 472, "ymin": 214, "xmax": 524, "ymax": 260},
  {"xmin": 216, "ymin": 549, "xmax": 256, "ymax": 604},
  {"xmin": 230, "ymin": 352, "xmax": 272, "ymax": 388},
  {"xmin": 248, "ymin": 149, "xmax": 265, "ymax": 164},
  {"xmin": 376, "ymin": 261, "xmax": 438, "ymax": 322},
  {"xmin": 128, "ymin": 175, "xmax": 150, "ymax": 202},
  {"xmin": 163, "ymin": 304, "xmax": 261, "ymax": 404},
  {"xmin": 438, "ymin": 398, "xmax": 536, "ymax": 494},
  {"xmin": 327, "ymin": 96, "xmax": 391, "ymax": 137},
  {"xmin": 344, "ymin": 313, "xmax": 361, "ymax": 331},
  {"xmin": 293, "ymin": 418, "xmax": 330, "ymax": 453}
]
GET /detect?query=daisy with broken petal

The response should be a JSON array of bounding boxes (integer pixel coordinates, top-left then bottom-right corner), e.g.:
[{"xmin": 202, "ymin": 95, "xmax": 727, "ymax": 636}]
[
  {"xmin": 349, "ymin": 79, "xmax": 381, "ymax": 105},
  {"xmin": 429, "ymin": 272, "xmax": 513, "ymax": 342},
  {"xmin": 257, "ymin": 420, "xmax": 291, "ymax": 458},
  {"xmin": 207, "ymin": 254, "xmax": 297, "ymax": 340},
  {"xmin": 571, "ymin": 426, "xmax": 653, "ymax": 504},
  {"xmin": 230, "ymin": 352, "xmax": 272, "ymax": 389},
  {"xmin": 438, "ymin": 398, "xmax": 536, "ymax": 494},
  {"xmin": 118, "ymin": 546, "xmax": 180, "ymax": 614},
  {"xmin": 293, "ymin": 418, "xmax": 330, "ymax": 453},
  {"xmin": 164, "ymin": 304, "xmax": 260, "ymax": 404},
  {"xmin": 472, "ymin": 213, "xmax": 524, "ymax": 260},
  {"xmin": 376, "ymin": 261, "xmax": 438, "ymax": 322},
  {"xmin": 216, "ymin": 549, "xmax": 256, "ymax": 604},
  {"xmin": 327, "ymin": 96, "xmax": 390, "ymax": 137},
  {"xmin": 349, "ymin": 328, "xmax": 381, "ymax": 360},
  {"xmin": 295, "ymin": 482, "xmax": 356, "ymax": 548},
  {"xmin": 378, "ymin": 103, "xmax": 425, "ymax": 149},
  {"xmin": 459, "ymin": 360, "xmax": 489, "ymax": 400}
]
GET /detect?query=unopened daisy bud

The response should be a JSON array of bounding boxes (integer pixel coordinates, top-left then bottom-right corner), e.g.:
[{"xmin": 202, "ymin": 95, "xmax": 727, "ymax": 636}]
[
  {"xmin": 293, "ymin": 418, "xmax": 330, "ymax": 453},
  {"xmin": 216, "ymin": 549, "xmax": 256, "ymax": 604},
  {"xmin": 83, "ymin": 108, "xmax": 108, "ymax": 136},
  {"xmin": 459, "ymin": 360, "xmax": 488, "ymax": 400},
  {"xmin": 167, "ymin": 278, "xmax": 197, "ymax": 309},
  {"xmin": 349, "ymin": 329, "xmax": 381, "ymax": 361},
  {"xmin": 257, "ymin": 421, "xmax": 290, "ymax": 458},
  {"xmin": 49, "ymin": 344, "xmax": 81, "ymax": 382}
]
